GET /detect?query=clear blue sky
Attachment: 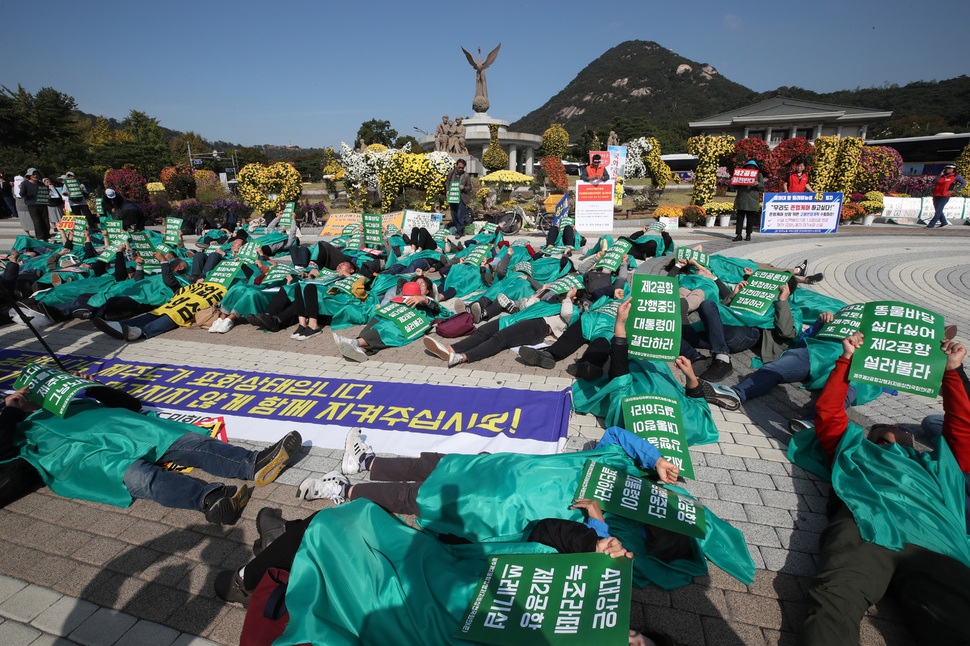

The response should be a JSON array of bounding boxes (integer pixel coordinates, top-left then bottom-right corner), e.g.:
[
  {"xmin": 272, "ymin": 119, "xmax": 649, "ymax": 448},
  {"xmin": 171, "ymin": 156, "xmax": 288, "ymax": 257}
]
[{"xmin": 7, "ymin": 0, "xmax": 966, "ymax": 149}]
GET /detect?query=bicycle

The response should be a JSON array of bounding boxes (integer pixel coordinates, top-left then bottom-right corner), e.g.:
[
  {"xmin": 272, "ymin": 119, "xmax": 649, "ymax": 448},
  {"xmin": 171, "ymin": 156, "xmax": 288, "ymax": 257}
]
[{"xmin": 487, "ymin": 204, "xmax": 554, "ymax": 235}]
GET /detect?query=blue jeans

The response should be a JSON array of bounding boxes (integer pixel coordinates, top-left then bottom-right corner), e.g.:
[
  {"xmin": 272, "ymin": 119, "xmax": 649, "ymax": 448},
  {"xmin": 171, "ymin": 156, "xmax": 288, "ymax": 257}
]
[
  {"xmin": 385, "ymin": 258, "xmax": 431, "ymax": 275},
  {"xmin": 122, "ymin": 433, "xmax": 257, "ymax": 511},
  {"xmin": 125, "ymin": 312, "xmax": 179, "ymax": 338},
  {"xmin": 733, "ymin": 347, "xmax": 811, "ymax": 402},
  {"xmin": 450, "ymin": 202, "xmax": 467, "ymax": 233},
  {"xmin": 596, "ymin": 426, "xmax": 661, "ymax": 470},
  {"xmin": 681, "ymin": 300, "xmax": 761, "ymax": 359},
  {"xmin": 927, "ymin": 196, "xmax": 950, "ymax": 227}
]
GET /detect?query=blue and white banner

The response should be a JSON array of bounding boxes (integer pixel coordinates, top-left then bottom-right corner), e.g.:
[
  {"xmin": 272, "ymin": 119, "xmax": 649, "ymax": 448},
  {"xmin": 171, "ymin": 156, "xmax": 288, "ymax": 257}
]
[
  {"xmin": 760, "ymin": 192, "xmax": 843, "ymax": 234},
  {"xmin": 0, "ymin": 349, "xmax": 571, "ymax": 456}
]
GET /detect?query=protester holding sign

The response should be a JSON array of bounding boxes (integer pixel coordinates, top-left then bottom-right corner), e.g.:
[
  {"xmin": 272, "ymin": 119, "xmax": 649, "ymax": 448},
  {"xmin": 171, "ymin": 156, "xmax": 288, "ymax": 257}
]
[
  {"xmin": 445, "ymin": 158, "xmax": 472, "ymax": 237},
  {"xmin": 732, "ymin": 160, "xmax": 764, "ymax": 242},
  {"xmin": 0, "ymin": 373, "xmax": 302, "ymax": 525},
  {"xmin": 790, "ymin": 334, "xmax": 970, "ymax": 645}
]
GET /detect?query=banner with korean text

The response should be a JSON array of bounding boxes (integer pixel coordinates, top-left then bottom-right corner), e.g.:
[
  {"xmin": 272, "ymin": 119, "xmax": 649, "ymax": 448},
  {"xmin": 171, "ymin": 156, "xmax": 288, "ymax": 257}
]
[
  {"xmin": 0, "ymin": 349, "xmax": 571, "ymax": 456},
  {"xmin": 575, "ymin": 181, "xmax": 615, "ymax": 231},
  {"xmin": 760, "ymin": 192, "xmax": 843, "ymax": 234}
]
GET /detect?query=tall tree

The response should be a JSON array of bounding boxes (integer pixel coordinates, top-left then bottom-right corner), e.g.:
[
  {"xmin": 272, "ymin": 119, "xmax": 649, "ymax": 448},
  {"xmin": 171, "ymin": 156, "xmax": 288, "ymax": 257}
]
[
  {"xmin": 170, "ymin": 131, "xmax": 210, "ymax": 166},
  {"xmin": 357, "ymin": 119, "xmax": 397, "ymax": 147}
]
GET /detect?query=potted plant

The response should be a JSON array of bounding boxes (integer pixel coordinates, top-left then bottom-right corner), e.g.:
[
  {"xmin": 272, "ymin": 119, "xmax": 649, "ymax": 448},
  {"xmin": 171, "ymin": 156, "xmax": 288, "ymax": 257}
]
[{"xmin": 682, "ymin": 205, "xmax": 708, "ymax": 228}]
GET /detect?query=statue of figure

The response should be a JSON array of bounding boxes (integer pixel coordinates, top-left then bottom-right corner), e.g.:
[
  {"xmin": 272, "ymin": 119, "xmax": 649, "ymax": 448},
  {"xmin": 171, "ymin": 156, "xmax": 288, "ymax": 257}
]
[
  {"xmin": 358, "ymin": 138, "xmax": 367, "ymax": 152},
  {"xmin": 434, "ymin": 115, "xmax": 453, "ymax": 152},
  {"xmin": 461, "ymin": 43, "xmax": 501, "ymax": 113},
  {"xmin": 607, "ymin": 130, "xmax": 619, "ymax": 147},
  {"xmin": 448, "ymin": 116, "xmax": 468, "ymax": 155}
]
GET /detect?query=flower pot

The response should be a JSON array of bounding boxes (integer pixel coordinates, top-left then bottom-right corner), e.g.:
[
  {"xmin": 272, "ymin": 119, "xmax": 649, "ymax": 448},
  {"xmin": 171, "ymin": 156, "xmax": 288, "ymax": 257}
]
[
  {"xmin": 705, "ymin": 216, "xmax": 716, "ymax": 227},
  {"xmin": 685, "ymin": 222, "xmax": 695, "ymax": 228},
  {"xmin": 719, "ymin": 215, "xmax": 732, "ymax": 227},
  {"xmin": 863, "ymin": 214, "xmax": 876, "ymax": 226}
]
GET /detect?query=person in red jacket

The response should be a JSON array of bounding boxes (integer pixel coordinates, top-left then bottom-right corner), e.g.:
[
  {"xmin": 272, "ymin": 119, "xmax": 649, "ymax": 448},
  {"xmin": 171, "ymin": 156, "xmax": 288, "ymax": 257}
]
[
  {"xmin": 800, "ymin": 332, "xmax": 970, "ymax": 645},
  {"xmin": 926, "ymin": 163, "xmax": 967, "ymax": 229},
  {"xmin": 783, "ymin": 159, "xmax": 813, "ymax": 193}
]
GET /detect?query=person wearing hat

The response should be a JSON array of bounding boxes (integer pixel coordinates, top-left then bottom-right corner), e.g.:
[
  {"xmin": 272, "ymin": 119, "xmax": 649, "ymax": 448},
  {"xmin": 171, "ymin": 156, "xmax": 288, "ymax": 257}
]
[
  {"xmin": 732, "ymin": 160, "xmax": 764, "ymax": 242},
  {"xmin": 926, "ymin": 163, "xmax": 967, "ymax": 229},
  {"xmin": 445, "ymin": 158, "xmax": 472, "ymax": 238},
  {"xmin": 581, "ymin": 153, "xmax": 610, "ymax": 184},
  {"xmin": 20, "ymin": 168, "xmax": 50, "ymax": 241}
]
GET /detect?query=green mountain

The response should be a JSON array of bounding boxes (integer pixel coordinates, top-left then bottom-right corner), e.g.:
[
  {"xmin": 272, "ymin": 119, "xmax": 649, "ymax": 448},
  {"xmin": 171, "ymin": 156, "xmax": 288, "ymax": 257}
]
[{"xmin": 511, "ymin": 41, "xmax": 757, "ymax": 136}]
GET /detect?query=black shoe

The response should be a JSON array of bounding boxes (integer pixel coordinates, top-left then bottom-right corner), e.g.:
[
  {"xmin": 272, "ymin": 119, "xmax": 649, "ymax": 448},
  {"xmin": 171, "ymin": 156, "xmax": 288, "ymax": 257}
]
[
  {"xmin": 745, "ymin": 235, "xmax": 751, "ymax": 241},
  {"xmin": 805, "ymin": 273, "xmax": 824, "ymax": 285},
  {"xmin": 214, "ymin": 569, "xmax": 251, "ymax": 605},
  {"xmin": 565, "ymin": 361, "xmax": 603, "ymax": 381},
  {"xmin": 253, "ymin": 507, "xmax": 286, "ymax": 556},
  {"xmin": 519, "ymin": 346, "xmax": 556, "ymax": 369},
  {"xmin": 700, "ymin": 379, "xmax": 741, "ymax": 411},
  {"xmin": 940, "ymin": 222, "xmax": 950, "ymax": 228},
  {"xmin": 794, "ymin": 259, "xmax": 808, "ymax": 276},
  {"xmin": 704, "ymin": 359, "xmax": 734, "ymax": 382},
  {"xmin": 254, "ymin": 431, "xmax": 303, "ymax": 487},
  {"xmin": 72, "ymin": 308, "xmax": 94, "ymax": 320},
  {"xmin": 299, "ymin": 326, "xmax": 323, "ymax": 340},
  {"xmin": 731, "ymin": 236, "xmax": 743, "ymax": 242},
  {"xmin": 248, "ymin": 312, "xmax": 282, "ymax": 332},
  {"xmin": 203, "ymin": 485, "xmax": 251, "ymax": 525}
]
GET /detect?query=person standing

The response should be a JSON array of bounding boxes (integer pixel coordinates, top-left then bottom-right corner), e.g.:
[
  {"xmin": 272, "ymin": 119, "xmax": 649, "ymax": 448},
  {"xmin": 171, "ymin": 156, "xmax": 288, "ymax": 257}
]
[
  {"xmin": 21, "ymin": 168, "xmax": 50, "ymax": 241},
  {"xmin": 927, "ymin": 163, "xmax": 967, "ymax": 229},
  {"xmin": 0, "ymin": 172, "xmax": 14, "ymax": 218},
  {"xmin": 12, "ymin": 173, "xmax": 31, "ymax": 236},
  {"xmin": 732, "ymin": 160, "xmax": 764, "ymax": 242},
  {"xmin": 43, "ymin": 178, "xmax": 63, "ymax": 229},
  {"xmin": 445, "ymin": 158, "xmax": 471, "ymax": 237},
  {"xmin": 63, "ymin": 171, "xmax": 95, "ymax": 229},
  {"xmin": 581, "ymin": 153, "xmax": 610, "ymax": 183},
  {"xmin": 783, "ymin": 159, "xmax": 813, "ymax": 193}
]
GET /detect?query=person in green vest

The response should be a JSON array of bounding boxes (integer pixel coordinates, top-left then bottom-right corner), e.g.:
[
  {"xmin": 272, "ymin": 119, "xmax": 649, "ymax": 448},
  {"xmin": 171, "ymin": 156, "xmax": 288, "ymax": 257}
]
[{"xmin": 0, "ymin": 380, "xmax": 303, "ymax": 525}]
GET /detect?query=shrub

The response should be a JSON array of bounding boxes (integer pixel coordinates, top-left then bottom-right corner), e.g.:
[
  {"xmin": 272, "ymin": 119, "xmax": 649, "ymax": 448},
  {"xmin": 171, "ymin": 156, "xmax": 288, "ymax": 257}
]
[
  {"xmin": 211, "ymin": 198, "xmax": 254, "ymax": 219},
  {"xmin": 172, "ymin": 199, "xmax": 208, "ymax": 219},
  {"xmin": 541, "ymin": 124, "xmax": 569, "ymax": 159},
  {"xmin": 482, "ymin": 124, "xmax": 509, "ymax": 172},
  {"xmin": 687, "ymin": 135, "xmax": 735, "ymax": 205},
  {"xmin": 194, "ymin": 169, "xmax": 226, "ymax": 203},
  {"xmin": 141, "ymin": 200, "xmax": 172, "ymax": 222},
  {"xmin": 702, "ymin": 202, "xmax": 735, "ymax": 215},
  {"xmin": 104, "ymin": 168, "xmax": 149, "ymax": 203},
  {"xmin": 892, "ymin": 175, "xmax": 935, "ymax": 196},
  {"xmin": 540, "ymin": 157, "xmax": 568, "ymax": 191},
  {"xmin": 854, "ymin": 145, "xmax": 903, "ymax": 193},
  {"xmin": 160, "ymin": 165, "xmax": 197, "ymax": 200},
  {"xmin": 682, "ymin": 204, "xmax": 707, "ymax": 225}
]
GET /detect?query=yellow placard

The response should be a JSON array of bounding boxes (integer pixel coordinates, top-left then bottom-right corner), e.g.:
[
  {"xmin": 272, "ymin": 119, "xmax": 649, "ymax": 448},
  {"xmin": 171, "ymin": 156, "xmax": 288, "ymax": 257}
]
[{"xmin": 151, "ymin": 282, "xmax": 227, "ymax": 326}]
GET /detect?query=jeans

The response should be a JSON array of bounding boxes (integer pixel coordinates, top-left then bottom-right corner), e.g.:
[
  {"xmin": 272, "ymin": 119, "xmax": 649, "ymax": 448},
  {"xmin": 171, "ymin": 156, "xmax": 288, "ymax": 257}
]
[
  {"xmin": 681, "ymin": 300, "xmax": 761, "ymax": 360},
  {"xmin": 596, "ymin": 426, "xmax": 661, "ymax": 470},
  {"xmin": 122, "ymin": 432, "xmax": 258, "ymax": 511},
  {"xmin": 733, "ymin": 347, "xmax": 811, "ymax": 402},
  {"xmin": 927, "ymin": 196, "xmax": 950, "ymax": 227},
  {"xmin": 450, "ymin": 202, "xmax": 467, "ymax": 233},
  {"xmin": 384, "ymin": 258, "xmax": 431, "ymax": 275},
  {"xmin": 125, "ymin": 312, "xmax": 179, "ymax": 338}
]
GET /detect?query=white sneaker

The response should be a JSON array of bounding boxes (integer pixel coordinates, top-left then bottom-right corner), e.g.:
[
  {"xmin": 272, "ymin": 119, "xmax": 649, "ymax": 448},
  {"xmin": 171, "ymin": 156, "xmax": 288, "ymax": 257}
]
[
  {"xmin": 423, "ymin": 336, "xmax": 451, "ymax": 361},
  {"xmin": 297, "ymin": 471, "xmax": 349, "ymax": 503},
  {"xmin": 341, "ymin": 427, "xmax": 374, "ymax": 475},
  {"xmin": 123, "ymin": 325, "xmax": 143, "ymax": 341},
  {"xmin": 448, "ymin": 352, "xmax": 464, "ymax": 368},
  {"xmin": 334, "ymin": 333, "xmax": 368, "ymax": 362},
  {"xmin": 220, "ymin": 319, "xmax": 234, "ymax": 333},
  {"xmin": 209, "ymin": 318, "xmax": 224, "ymax": 333}
]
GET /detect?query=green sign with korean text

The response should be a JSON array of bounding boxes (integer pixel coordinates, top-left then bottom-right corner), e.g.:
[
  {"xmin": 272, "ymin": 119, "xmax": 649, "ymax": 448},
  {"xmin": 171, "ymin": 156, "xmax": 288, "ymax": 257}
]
[
  {"xmin": 163, "ymin": 217, "xmax": 181, "ymax": 246},
  {"xmin": 447, "ymin": 181, "xmax": 461, "ymax": 204},
  {"xmin": 729, "ymin": 269, "xmax": 791, "ymax": 317},
  {"xmin": 545, "ymin": 274, "xmax": 584, "ymax": 295},
  {"xmin": 375, "ymin": 302, "xmax": 430, "ymax": 342},
  {"xmin": 675, "ymin": 247, "xmax": 710, "ymax": 267},
  {"xmin": 206, "ymin": 258, "xmax": 243, "ymax": 288},
  {"xmin": 14, "ymin": 362, "xmax": 92, "ymax": 418},
  {"xmin": 574, "ymin": 460, "xmax": 706, "ymax": 539},
  {"xmin": 236, "ymin": 241, "xmax": 260, "ymax": 262},
  {"xmin": 279, "ymin": 202, "xmax": 296, "ymax": 230},
  {"xmin": 128, "ymin": 231, "xmax": 160, "ymax": 273},
  {"xmin": 848, "ymin": 301, "xmax": 946, "ymax": 397},
  {"xmin": 626, "ymin": 275, "xmax": 681, "ymax": 362},
  {"xmin": 593, "ymin": 239, "xmax": 632, "ymax": 273},
  {"xmin": 814, "ymin": 303, "xmax": 865, "ymax": 342},
  {"xmin": 463, "ymin": 241, "xmax": 492, "ymax": 267},
  {"xmin": 456, "ymin": 552, "xmax": 631, "ymax": 646},
  {"xmin": 621, "ymin": 394, "xmax": 694, "ymax": 479},
  {"xmin": 64, "ymin": 177, "xmax": 83, "ymax": 199},
  {"xmin": 361, "ymin": 213, "xmax": 384, "ymax": 249}
]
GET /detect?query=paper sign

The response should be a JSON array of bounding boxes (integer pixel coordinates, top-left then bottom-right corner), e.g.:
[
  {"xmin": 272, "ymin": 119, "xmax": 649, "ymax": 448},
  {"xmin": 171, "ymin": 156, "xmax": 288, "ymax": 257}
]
[
  {"xmin": 545, "ymin": 274, "xmax": 584, "ymax": 295},
  {"xmin": 206, "ymin": 258, "xmax": 244, "ymax": 288},
  {"xmin": 374, "ymin": 302, "xmax": 430, "ymax": 342},
  {"xmin": 621, "ymin": 395, "xmax": 694, "ymax": 479},
  {"xmin": 575, "ymin": 181, "xmax": 614, "ymax": 231},
  {"xmin": 447, "ymin": 181, "xmax": 462, "ymax": 204},
  {"xmin": 13, "ymin": 362, "xmax": 92, "ymax": 418},
  {"xmin": 814, "ymin": 303, "xmax": 865, "ymax": 341},
  {"xmin": 593, "ymin": 239, "xmax": 632, "ymax": 273},
  {"xmin": 128, "ymin": 231, "xmax": 160, "ymax": 273},
  {"xmin": 730, "ymin": 167, "xmax": 759, "ymax": 186},
  {"xmin": 729, "ymin": 270, "xmax": 791, "ymax": 317},
  {"xmin": 627, "ymin": 275, "xmax": 681, "ymax": 362},
  {"xmin": 362, "ymin": 213, "xmax": 384, "ymax": 250},
  {"xmin": 163, "ymin": 217, "xmax": 181, "ymax": 246},
  {"xmin": 676, "ymin": 248, "xmax": 710, "ymax": 268},
  {"xmin": 279, "ymin": 202, "xmax": 296, "ymax": 230}
]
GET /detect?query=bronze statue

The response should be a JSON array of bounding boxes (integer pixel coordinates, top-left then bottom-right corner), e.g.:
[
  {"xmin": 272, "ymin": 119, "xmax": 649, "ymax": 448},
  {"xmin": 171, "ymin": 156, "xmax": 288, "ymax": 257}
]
[
  {"xmin": 434, "ymin": 115, "xmax": 452, "ymax": 152},
  {"xmin": 461, "ymin": 43, "xmax": 501, "ymax": 113}
]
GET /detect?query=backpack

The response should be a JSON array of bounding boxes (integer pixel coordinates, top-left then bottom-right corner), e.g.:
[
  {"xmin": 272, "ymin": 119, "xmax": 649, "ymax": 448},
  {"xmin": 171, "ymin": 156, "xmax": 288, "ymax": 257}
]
[{"xmin": 434, "ymin": 311, "xmax": 475, "ymax": 337}]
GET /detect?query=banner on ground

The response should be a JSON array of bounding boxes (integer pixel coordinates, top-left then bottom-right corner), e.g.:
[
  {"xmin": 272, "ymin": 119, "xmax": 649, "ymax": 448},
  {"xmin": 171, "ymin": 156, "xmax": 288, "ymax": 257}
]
[
  {"xmin": 574, "ymin": 460, "xmax": 706, "ymax": 538},
  {"xmin": 151, "ymin": 282, "xmax": 227, "ymax": 326},
  {"xmin": 402, "ymin": 209, "xmax": 444, "ymax": 234},
  {"xmin": 456, "ymin": 552, "xmax": 631, "ymax": 646},
  {"xmin": 760, "ymin": 193, "xmax": 843, "ymax": 234},
  {"xmin": 13, "ymin": 362, "xmax": 92, "ymax": 417},
  {"xmin": 575, "ymin": 181, "xmax": 615, "ymax": 232},
  {"xmin": 729, "ymin": 270, "xmax": 791, "ymax": 317},
  {"xmin": 847, "ymin": 301, "xmax": 946, "ymax": 397},
  {"xmin": 627, "ymin": 275, "xmax": 681, "ymax": 362},
  {"xmin": 0, "ymin": 349, "xmax": 571, "ymax": 456},
  {"xmin": 621, "ymin": 394, "xmax": 694, "ymax": 479},
  {"xmin": 321, "ymin": 212, "xmax": 418, "ymax": 237},
  {"xmin": 814, "ymin": 303, "xmax": 865, "ymax": 341}
]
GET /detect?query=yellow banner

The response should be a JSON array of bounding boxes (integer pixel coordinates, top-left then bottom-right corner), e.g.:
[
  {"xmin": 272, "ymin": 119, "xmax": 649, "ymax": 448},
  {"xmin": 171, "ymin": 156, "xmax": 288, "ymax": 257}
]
[
  {"xmin": 152, "ymin": 282, "xmax": 227, "ymax": 326},
  {"xmin": 320, "ymin": 212, "xmax": 406, "ymax": 236}
]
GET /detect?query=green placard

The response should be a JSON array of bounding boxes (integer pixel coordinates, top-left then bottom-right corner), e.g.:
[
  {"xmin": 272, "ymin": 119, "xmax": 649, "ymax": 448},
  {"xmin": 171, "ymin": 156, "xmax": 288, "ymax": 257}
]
[
  {"xmin": 481, "ymin": 222, "xmax": 498, "ymax": 235},
  {"xmin": 593, "ymin": 239, "xmax": 632, "ymax": 273},
  {"xmin": 676, "ymin": 247, "xmax": 710, "ymax": 267},
  {"xmin": 559, "ymin": 215, "xmax": 576, "ymax": 228},
  {"xmin": 374, "ymin": 302, "xmax": 430, "ymax": 341},
  {"xmin": 815, "ymin": 303, "xmax": 865, "ymax": 342},
  {"xmin": 361, "ymin": 213, "xmax": 384, "ymax": 249},
  {"xmin": 847, "ymin": 301, "xmax": 947, "ymax": 398},
  {"xmin": 13, "ymin": 362, "xmax": 92, "ymax": 418},
  {"xmin": 463, "ymin": 242, "xmax": 492, "ymax": 267},
  {"xmin": 729, "ymin": 269, "xmax": 791, "ymax": 317},
  {"xmin": 647, "ymin": 222, "xmax": 666, "ymax": 234},
  {"xmin": 154, "ymin": 242, "xmax": 172, "ymax": 256},
  {"xmin": 33, "ymin": 186, "xmax": 50, "ymax": 206},
  {"xmin": 574, "ymin": 460, "xmax": 706, "ymax": 539},
  {"xmin": 163, "ymin": 217, "xmax": 181, "ymax": 246},
  {"xmin": 72, "ymin": 214, "xmax": 86, "ymax": 237},
  {"xmin": 327, "ymin": 275, "xmax": 359, "ymax": 295},
  {"xmin": 206, "ymin": 258, "xmax": 243, "ymax": 287},
  {"xmin": 456, "ymin": 552, "xmax": 631, "ymax": 646},
  {"xmin": 512, "ymin": 261, "xmax": 533, "ymax": 276},
  {"xmin": 433, "ymin": 228, "xmax": 450, "ymax": 245},
  {"xmin": 626, "ymin": 275, "xmax": 681, "ymax": 362},
  {"xmin": 262, "ymin": 263, "xmax": 302, "ymax": 285},
  {"xmin": 342, "ymin": 223, "xmax": 361, "ymax": 236},
  {"xmin": 279, "ymin": 202, "xmax": 296, "ymax": 230},
  {"xmin": 95, "ymin": 198, "xmax": 105, "ymax": 215},
  {"xmin": 545, "ymin": 274, "xmax": 584, "ymax": 295},
  {"xmin": 103, "ymin": 220, "xmax": 127, "ymax": 249},
  {"xmin": 128, "ymin": 231, "xmax": 160, "ymax": 273},
  {"xmin": 540, "ymin": 245, "xmax": 569, "ymax": 256},
  {"xmin": 345, "ymin": 232, "xmax": 362, "ymax": 249},
  {"xmin": 64, "ymin": 177, "xmax": 83, "ymax": 199},
  {"xmin": 447, "ymin": 181, "xmax": 461, "ymax": 204},
  {"xmin": 621, "ymin": 395, "xmax": 694, "ymax": 479},
  {"xmin": 236, "ymin": 241, "xmax": 260, "ymax": 262}
]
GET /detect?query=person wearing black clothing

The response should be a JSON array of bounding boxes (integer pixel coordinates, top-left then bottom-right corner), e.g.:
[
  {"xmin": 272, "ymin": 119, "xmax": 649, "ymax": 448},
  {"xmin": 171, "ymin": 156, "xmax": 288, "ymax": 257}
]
[
  {"xmin": 21, "ymin": 168, "xmax": 50, "ymax": 241},
  {"xmin": 0, "ymin": 172, "xmax": 15, "ymax": 219},
  {"xmin": 119, "ymin": 194, "xmax": 145, "ymax": 231}
]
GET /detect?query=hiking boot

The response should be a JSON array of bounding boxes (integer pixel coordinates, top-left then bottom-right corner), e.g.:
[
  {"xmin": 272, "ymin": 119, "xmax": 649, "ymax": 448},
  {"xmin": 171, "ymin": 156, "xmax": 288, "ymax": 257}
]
[
  {"xmin": 214, "ymin": 569, "xmax": 251, "ymax": 605},
  {"xmin": 423, "ymin": 337, "xmax": 451, "ymax": 361},
  {"xmin": 519, "ymin": 346, "xmax": 556, "ymax": 369},
  {"xmin": 566, "ymin": 361, "xmax": 603, "ymax": 381},
  {"xmin": 496, "ymin": 293, "xmax": 519, "ymax": 314},
  {"xmin": 341, "ymin": 427, "xmax": 375, "ymax": 475},
  {"xmin": 700, "ymin": 380, "xmax": 741, "ymax": 411},
  {"xmin": 704, "ymin": 359, "xmax": 734, "ymax": 382},
  {"xmin": 297, "ymin": 471, "xmax": 349, "ymax": 503},
  {"xmin": 252, "ymin": 507, "xmax": 286, "ymax": 556},
  {"xmin": 203, "ymin": 485, "xmax": 251, "ymax": 525},
  {"xmin": 254, "ymin": 431, "xmax": 303, "ymax": 487}
]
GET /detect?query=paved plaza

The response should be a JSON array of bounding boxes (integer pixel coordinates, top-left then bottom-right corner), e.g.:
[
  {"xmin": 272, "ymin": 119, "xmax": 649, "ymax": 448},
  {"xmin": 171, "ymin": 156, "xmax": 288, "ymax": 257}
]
[{"xmin": 0, "ymin": 218, "xmax": 967, "ymax": 645}]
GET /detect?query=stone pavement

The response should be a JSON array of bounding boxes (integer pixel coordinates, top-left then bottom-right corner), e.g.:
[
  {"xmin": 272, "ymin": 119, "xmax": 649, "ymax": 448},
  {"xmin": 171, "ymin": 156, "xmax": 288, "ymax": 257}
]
[{"xmin": 0, "ymin": 218, "xmax": 967, "ymax": 645}]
